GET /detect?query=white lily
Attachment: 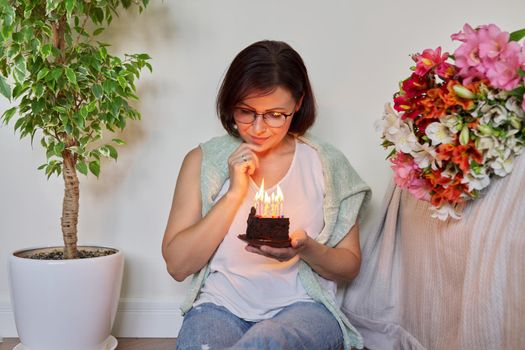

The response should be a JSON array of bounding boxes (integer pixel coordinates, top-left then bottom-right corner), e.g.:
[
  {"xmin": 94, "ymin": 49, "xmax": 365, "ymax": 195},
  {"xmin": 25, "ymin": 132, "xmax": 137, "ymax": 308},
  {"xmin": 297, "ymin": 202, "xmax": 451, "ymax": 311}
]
[
  {"xmin": 411, "ymin": 142, "xmax": 440, "ymax": 169},
  {"xmin": 461, "ymin": 169, "xmax": 491, "ymax": 191},
  {"xmin": 479, "ymin": 103, "xmax": 508, "ymax": 127},
  {"xmin": 490, "ymin": 156, "xmax": 514, "ymax": 177},
  {"xmin": 441, "ymin": 115, "xmax": 461, "ymax": 133},
  {"xmin": 426, "ymin": 122, "xmax": 455, "ymax": 146},
  {"xmin": 430, "ymin": 203, "xmax": 462, "ymax": 221}
]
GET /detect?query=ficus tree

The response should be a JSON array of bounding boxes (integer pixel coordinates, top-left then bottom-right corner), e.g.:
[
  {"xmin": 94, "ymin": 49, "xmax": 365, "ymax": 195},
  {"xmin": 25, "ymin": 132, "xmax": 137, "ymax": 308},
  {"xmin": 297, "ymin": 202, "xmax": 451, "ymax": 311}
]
[{"xmin": 0, "ymin": 0, "xmax": 151, "ymax": 259}]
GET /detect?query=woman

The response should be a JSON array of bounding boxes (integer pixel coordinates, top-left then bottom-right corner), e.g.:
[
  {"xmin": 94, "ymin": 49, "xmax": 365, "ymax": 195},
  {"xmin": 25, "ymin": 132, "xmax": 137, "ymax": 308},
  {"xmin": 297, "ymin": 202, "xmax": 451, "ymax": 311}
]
[{"xmin": 162, "ymin": 40, "xmax": 371, "ymax": 350}]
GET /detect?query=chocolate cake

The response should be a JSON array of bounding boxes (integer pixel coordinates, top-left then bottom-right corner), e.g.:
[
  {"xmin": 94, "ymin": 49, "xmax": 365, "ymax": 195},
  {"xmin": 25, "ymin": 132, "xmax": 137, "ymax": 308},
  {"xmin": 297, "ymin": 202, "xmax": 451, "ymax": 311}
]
[{"xmin": 246, "ymin": 207, "xmax": 290, "ymax": 243}]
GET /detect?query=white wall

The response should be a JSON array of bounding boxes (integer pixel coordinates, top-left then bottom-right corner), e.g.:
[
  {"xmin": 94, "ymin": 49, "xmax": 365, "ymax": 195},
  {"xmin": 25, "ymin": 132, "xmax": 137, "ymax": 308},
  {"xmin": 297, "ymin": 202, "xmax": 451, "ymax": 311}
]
[{"xmin": 1, "ymin": 0, "xmax": 523, "ymax": 337}]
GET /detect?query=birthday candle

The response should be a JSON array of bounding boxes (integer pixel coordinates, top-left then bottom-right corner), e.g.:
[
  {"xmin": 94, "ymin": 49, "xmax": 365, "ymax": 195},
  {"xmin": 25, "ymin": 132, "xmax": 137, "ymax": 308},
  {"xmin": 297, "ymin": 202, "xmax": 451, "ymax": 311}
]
[
  {"xmin": 264, "ymin": 192, "xmax": 270, "ymax": 217},
  {"xmin": 276, "ymin": 185, "xmax": 284, "ymax": 217}
]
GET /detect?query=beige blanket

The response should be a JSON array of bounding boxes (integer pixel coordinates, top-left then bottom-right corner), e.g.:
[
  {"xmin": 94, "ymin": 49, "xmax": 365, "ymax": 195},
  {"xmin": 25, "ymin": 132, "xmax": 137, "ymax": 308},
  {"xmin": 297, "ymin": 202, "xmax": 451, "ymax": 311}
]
[{"xmin": 343, "ymin": 155, "xmax": 525, "ymax": 350}]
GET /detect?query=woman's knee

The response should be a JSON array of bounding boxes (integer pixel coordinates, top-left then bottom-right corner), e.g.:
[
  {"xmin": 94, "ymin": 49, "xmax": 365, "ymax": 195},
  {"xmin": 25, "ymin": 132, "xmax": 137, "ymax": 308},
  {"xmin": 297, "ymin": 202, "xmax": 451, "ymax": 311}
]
[{"xmin": 177, "ymin": 303, "xmax": 248, "ymax": 350}]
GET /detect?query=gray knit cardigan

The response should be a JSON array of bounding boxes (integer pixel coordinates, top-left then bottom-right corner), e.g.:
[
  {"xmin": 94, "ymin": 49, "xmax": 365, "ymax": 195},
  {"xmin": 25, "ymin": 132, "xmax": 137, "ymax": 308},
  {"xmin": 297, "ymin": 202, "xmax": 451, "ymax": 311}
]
[{"xmin": 179, "ymin": 133, "xmax": 371, "ymax": 349}]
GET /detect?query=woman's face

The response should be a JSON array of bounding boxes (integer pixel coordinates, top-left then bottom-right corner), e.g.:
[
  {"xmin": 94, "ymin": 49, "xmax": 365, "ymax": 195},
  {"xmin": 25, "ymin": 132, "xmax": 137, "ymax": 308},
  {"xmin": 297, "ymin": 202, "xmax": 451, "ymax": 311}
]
[{"xmin": 234, "ymin": 86, "xmax": 300, "ymax": 154}]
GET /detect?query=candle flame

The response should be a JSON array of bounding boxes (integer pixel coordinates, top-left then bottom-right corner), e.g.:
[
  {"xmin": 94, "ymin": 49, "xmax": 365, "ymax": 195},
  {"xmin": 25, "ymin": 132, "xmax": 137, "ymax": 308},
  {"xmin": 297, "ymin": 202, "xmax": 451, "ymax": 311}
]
[
  {"xmin": 257, "ymin": 178, "xmax": 265, "ymax": 198},
  {"xmin": 253, "ymin": 179, "xmax": 285, "ymax": 218},
  {"xmin": 276, "ymin": 185, "xmax": 284, "ymax": 201}
]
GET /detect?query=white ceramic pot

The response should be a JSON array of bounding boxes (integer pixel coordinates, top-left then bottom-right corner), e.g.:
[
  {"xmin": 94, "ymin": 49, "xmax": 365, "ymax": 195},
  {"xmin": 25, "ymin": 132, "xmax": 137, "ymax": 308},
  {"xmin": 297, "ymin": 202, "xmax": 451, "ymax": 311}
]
[{"xmin": 8, "ymin": 246, "xmax": 124, "ymax": 350}]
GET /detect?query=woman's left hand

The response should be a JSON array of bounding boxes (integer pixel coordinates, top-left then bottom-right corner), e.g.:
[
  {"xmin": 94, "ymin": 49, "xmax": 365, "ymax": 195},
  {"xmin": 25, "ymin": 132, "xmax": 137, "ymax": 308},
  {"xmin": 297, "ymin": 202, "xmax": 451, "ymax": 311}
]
[{"xmin": 244, "ymin": 229, "xmax": 309, "ymax": 262}]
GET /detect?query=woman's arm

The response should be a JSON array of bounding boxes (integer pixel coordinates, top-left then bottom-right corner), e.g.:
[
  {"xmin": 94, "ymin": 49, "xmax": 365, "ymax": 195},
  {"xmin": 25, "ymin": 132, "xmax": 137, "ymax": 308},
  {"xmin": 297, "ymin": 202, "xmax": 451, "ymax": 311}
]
[
  {"xmin": 294, "ymin": 224, "xmax": 361, "ymax": 282},
  {"xmin": 162, "ymin": 147, "xmax": 243, "ymax": 282},
  {"xmin": 162, "ymin": 143, "xmax": 262, "ymax": 282},
  {"xmin": 246, "ymin": 224, "xmax": 361, "ymax": 283}
]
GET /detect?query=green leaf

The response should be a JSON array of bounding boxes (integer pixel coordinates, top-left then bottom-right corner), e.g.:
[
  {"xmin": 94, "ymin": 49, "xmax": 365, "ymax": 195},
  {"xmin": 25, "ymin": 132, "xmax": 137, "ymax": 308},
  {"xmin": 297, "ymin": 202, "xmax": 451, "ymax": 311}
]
[
  {"xmin": 37, "ymin": 68, "xmax": 50, "ymax": 81},
  {"xmin": 93, "ymin": 28, "xmax": 105, "ymax": 36},
  {"xmin": 41, "ymin": 44, "xmax": 52, "ymax": 58},
  {"xmin": 106, "ymin": 144, "xmax": 118, "ymax": 159},
  {"xmin": 89, "ymin": 160, "xmax": 100, "ymax": 177},
  {"xmin": 46, "ymin": 147, "xmax": 54, "ymax": 159},
  {"xmin": 54, "ymin": 142, "xmax": 65, "ymax": 156},
  {"xmin": 23, "ymin": 6, "xmax": 32, "ymax": 18},
  {"xmin": 14, "ymin": 117, "xmax": 25, "ymax": 131},
  {"xmin": 92, "ymin": 84, "xmax": 103, "ymax": 99},
  {"xmin": 509, "ymin": 86, "xmax": 525, "ymax": 97},
  {"xmin": 0, "ymin": 75, "xmax": 11, "ymax": 99},
  {"xmin": 510, "ymin": 28, "xmax": 525, "ymax": 42},
  {"xmin": 53, "ymin": 106, "xmax": 68, "ymax": 114},
  {"xmin": 65, "ymin": 0, "xmax": 75, "ymax": 16},
  {"xmin": 117, "ymin": 76, "xmax": 127, "ymax": 89},
  {"xmin": 65, "ymin": 67, "xmax": 77, "ymax": 85},
  {"xmin": 76, "ymin": 162, "xmax": 88, "ymax": 175},
  {"xmin": 14, "ymin": 56, "xmax": 27, "ymax": 84},
  {"xmin": 46, "ymin": 0, "xmax": 60, "ymax": 15},
  {"xmin": 80, "ymin": 106, "xmax": 88, "ymax": 118},
  {"xmin": 99, "ymin": 146, "xmax": 110, "ymax": 157},
  {"xmin": 103, "ymin": 79, "xmax": 116, "ymax": 93},
  {"xmin": 1, "ymin": 106, "xmax": 17, "ymax": 124},
  {"xmin": 32, "ymin": 99, "xmax": 45, "ymax": 114},
  {"xmin": 75, "ymin": 112, "xmax": 85, "ymax": 129},
  {"xmin": 99, "ymin": 47, "xmax": 107, "ymax": 60},
  {"xmin": 34, "ymin": 83, "xmax": 44, "ymax": 98},
  {"xmin": 87, "ymin": 100, "xmax": 97, "ymax": 112},
  {"xmin": 137, "ymin": 53, "xmax": 151, "ymax": 60},
  {"xmin": 50, "ymin": 68, "xmax": 62, "ymax": 81},
  {"xmin": 112, "ymin": 138, "xmax": 125, "ymax": 145},
  {"xmin": 12, "ymin": 84, "xmax": 30, "ymax": 99}
]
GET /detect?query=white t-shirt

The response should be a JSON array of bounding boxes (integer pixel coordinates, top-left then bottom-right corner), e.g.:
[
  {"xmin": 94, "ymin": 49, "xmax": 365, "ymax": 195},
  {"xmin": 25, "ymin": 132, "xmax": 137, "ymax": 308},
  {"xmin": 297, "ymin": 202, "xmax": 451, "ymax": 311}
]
[{"xmin": 194, "ymin": 140, "xmax": 336, "ymax": 321}]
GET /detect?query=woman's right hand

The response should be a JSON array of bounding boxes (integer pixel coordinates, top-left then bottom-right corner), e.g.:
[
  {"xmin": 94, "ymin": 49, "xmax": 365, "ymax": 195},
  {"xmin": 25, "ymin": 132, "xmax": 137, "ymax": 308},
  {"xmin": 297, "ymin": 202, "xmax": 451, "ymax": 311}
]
[{"xmin": 227, "ymin": 143, "xmax": 261, "ymax": 200}]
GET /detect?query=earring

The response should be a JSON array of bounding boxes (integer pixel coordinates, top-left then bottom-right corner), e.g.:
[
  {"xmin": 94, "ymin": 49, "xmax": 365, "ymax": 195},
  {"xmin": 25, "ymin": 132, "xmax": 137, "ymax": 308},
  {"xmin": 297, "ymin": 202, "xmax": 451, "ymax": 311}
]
[{"xmin": 233, "ymin": 124, "xmax": 238, "ymax": 130}]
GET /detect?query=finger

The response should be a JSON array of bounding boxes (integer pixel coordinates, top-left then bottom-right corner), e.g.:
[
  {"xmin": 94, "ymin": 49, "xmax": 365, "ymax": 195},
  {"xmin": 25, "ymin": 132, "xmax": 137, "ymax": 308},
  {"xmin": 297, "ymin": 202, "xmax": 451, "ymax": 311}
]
[
  {"xmin": 235, "ymin": 152, "xmax": 258, "ymax": 175},
  {"xmin": 238, "ymin": 149, "xmax": 259, "ymax": 170},
  {"xmin": 232, "ymin": 143, "xmax": 261, "ymax": 169},
  {"xmin": 246, "ymin": 245, "xmax": 289, "ymax": 261},
  {"xmin": 243, "ymin": 143, "xmax": 265, "ymax": 154},
  {"xmin": 289, "ymin": 230, "xmax": 307, "ymax": 249},
  {"xmin": 239, "ymin": 156, "xmax": 256, "ymax": 176},
  {"xmin": 244, "ymin": 245, "xmax": 265, "ymax": 256},
  {"xmin": 291, "ymin": 238, "xmax": 305, "ymax": 249},
  {"xmin": 246, "ymin": 149, "xmax": 260, "ymax": 169},
  {"xmin": 260, "ymin": 246, "xmax": 294, "ymax": 260}
]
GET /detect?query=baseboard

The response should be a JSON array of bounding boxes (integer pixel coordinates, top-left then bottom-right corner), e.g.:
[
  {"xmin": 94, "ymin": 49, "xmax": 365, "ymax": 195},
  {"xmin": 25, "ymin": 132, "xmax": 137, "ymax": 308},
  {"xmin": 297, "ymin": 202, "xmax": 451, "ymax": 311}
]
[
  {"xmin": 113, "ymin": 298, "xmax": 183, "ymax": 337},
  {"xmin": 0, "ymin": 296, "xmax": 183, "ymax": 338},
  {"xmin": 0, "ymin": 297, "xmax": 17, "ymax": 339}
]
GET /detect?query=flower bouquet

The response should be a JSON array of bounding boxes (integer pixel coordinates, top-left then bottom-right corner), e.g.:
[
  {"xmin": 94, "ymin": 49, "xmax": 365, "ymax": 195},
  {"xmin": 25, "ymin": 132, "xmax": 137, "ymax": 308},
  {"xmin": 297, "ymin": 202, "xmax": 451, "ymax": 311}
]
[{"xmin": 377, "ymin": 24, "xmax": 525, "ymax": 220}]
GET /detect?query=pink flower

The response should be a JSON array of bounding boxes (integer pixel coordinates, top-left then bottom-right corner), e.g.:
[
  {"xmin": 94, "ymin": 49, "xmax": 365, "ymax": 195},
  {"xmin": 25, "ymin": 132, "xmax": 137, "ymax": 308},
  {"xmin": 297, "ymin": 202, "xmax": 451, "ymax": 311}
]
[
  {"xmin": 451, "ymin": 23, "xmax": 478, "ymax": 42},
  {"xmin": 454, "ymin": 40, "xmax": 482, "ymax": 68},
  {"xmin": 522, "ymin": 92, "xmax": 525, "ymax": 111},
  {"xmin": 408, "ymin": 178, "xmax": 432, "ymax": 201},
  {"xmin": 452, "ymin": 23, "xmax": 525, "ymax": 89},
  {"xmin": 435, "ymin": 62, "xmax": 455, "ymax": 79},
  {"xmin": 478, "ymin": 24, "xmax": 509, "ymax": 59},
  {"xmin": 452, "ymin": 26, "xmax": 485, "ymax": 84},
  {"xmin": 485, "ymin": 43, "xmax": 523, "ymax": 90},
  {"xmin": 413, "ymin": 47, "xmax": 449, "ymax": 76},
  {"xmin": 457, "ymin": 66, "xmax": 485, "ymax": 85},
  {"xmin": 391, "ymin": 153, "xmax": 417, "ymax": 188},
  {"xmin": 391, "ymin": 153, "xmax": 432, "ymax": 201}
]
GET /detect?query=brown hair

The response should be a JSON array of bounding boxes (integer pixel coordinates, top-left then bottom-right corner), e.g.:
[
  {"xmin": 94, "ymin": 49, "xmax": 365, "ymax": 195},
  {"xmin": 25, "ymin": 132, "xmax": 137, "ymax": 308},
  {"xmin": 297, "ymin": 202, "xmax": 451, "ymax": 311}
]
[{"xmin": 217, "ymin": 40, "xmax": 316, "ymax": 136}]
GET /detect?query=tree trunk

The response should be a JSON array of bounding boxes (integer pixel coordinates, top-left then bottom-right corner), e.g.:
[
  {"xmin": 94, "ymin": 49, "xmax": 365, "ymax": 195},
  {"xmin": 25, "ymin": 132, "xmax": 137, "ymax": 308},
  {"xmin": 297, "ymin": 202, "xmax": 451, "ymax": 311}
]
[{"xmin": 61, "ymin": 150, "xmax": 79, "ymax": 259}]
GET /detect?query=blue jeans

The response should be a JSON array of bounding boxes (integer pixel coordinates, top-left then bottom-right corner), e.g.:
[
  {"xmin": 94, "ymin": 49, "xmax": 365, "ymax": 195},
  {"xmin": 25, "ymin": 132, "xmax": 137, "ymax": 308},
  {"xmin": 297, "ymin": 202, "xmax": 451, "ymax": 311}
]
[{"xmin": 176, "ymin": 302, "xmax": 343, "ymax": 350}]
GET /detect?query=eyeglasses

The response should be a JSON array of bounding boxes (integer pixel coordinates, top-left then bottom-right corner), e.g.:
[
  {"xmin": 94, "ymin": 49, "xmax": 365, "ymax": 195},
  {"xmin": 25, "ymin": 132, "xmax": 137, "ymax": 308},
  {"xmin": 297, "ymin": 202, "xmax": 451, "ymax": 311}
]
[{"xmin": 233, "ymin": 107, "xmax": 295, "ymax": 128}]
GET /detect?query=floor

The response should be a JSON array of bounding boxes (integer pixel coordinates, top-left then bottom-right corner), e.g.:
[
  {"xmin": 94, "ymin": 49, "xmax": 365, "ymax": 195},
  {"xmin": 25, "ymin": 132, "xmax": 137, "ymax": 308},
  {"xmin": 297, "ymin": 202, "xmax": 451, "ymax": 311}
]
[{"xmin": 0, "ymin": 338, "xmax": 177, "ymax": 350}]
